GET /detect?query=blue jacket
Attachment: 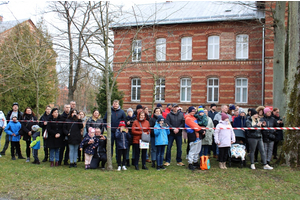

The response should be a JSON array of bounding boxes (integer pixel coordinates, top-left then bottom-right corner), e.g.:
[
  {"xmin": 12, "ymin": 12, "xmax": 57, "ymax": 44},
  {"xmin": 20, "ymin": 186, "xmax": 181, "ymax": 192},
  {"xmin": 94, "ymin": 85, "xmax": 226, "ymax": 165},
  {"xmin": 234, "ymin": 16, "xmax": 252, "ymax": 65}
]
[
  {"xmin": 115, "ymin": 129, "xmax": 131, "ymax": 150},
  {"xmin": 154, "ymin": 123, "xmax": 170, "ymax": 146},
  {"xmin": 103, "ymin": 106, "xmax": 126, "ymax": 133},
  {"xmin": 30, "ymin": 131, "xmax": 40, "ymax": 150},
  {"xmin": 4, "ymin": 121, "xmax": 21, "ymax": 142},
  {"xmin": 233, "ymin": 115, "xmax": 247, "ymax": 128}
]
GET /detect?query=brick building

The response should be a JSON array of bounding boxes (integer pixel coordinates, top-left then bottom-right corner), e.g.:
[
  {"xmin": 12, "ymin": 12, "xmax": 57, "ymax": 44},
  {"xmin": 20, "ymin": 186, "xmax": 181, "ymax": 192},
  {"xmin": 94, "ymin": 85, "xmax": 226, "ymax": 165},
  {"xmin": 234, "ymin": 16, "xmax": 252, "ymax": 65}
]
[{"xmin": 112, "ymin": 1, "xmax": 275, "ymax": 112}]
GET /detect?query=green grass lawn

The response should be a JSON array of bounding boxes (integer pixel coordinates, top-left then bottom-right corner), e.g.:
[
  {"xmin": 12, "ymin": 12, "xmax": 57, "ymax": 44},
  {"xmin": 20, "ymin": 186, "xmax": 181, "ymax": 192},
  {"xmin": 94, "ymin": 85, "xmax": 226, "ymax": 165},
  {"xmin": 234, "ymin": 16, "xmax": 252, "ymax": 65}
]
[{"xmin": 0, "ymin": 133, "xmax": 299, "ymax": 199}]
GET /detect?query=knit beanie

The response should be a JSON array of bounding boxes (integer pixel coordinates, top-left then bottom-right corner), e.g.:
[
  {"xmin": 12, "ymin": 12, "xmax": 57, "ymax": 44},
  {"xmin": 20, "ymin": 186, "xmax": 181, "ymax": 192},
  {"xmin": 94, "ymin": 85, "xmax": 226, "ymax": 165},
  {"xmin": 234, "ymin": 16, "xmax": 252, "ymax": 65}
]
[
  {"xmin": 12, "ymin": 102, "xmax": 19, "ymax": 107},
  {"xmin": 239, "ymin": 108, "xmax": 246, "ymax": 115},
  {"xmin": 167, "ymin": 103, "xmax": 171, "ymax": 107},
  {"xmin": 264, "ymin": 107, "xmax": 271, "ymax": 114},
  {"xmin": 118, "ymin": 121, "xmax": 126, "ymax": 127},
  {"xmin": 156, "ymin": 115, "xmax": 165, "ymax": 123},
  {"xmin": 198, "ymin": 108, "xmax": 204, "ymax": 113},
  {"xmin": 31, "ymin": 125, "xmax": 40, "ymax": 132},
  {"xmin": 156, "ymin": 103, "xmax": 162, "ymax": 108},
  {"xmin": 229, "ymin": 104, "xmax": 236, "ymax": 110},
  {"xmin": 127, "ymin": 108, "xmax": 133, "ymax": 114},
  {"xmin": 221, "ymin": 113, "xmax": 229, "ymax": 120},
  {"xmin": 188, "ymin": 106, "xmax": 196, "ymax": 113},
  {"xmin": 251, "ymin": 110, "xmax": 258, "ymax": 116},
  {"xmin": 136, "ymin": 104, "xmax": 143, "ymax": 110}
]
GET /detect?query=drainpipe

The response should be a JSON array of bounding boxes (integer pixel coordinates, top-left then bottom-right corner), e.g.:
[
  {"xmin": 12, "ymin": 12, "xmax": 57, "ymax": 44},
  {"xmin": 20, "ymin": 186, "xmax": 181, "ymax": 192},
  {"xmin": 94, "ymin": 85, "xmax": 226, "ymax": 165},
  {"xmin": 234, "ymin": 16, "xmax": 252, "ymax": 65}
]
[{"xmin": 261, "ymin": 23, "xmax": 265, "ymax": 106}]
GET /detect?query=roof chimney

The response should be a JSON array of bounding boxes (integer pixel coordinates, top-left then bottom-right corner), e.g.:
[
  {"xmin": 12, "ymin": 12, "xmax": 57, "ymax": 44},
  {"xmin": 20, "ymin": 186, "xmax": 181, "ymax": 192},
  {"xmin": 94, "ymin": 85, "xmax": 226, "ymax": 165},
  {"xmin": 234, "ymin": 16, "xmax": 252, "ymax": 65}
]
[{"xmin": 0, "ymin": 15, "xmax": 3, "ymax": 22}]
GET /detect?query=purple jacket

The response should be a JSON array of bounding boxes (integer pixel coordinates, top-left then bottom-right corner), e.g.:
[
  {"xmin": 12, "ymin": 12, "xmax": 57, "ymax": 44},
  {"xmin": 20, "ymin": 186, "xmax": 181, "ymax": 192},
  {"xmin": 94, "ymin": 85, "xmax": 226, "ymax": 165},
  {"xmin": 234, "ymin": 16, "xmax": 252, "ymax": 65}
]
[{"xmin": 214, "ymin": 120, "xmax": 235, "ymax": 147}]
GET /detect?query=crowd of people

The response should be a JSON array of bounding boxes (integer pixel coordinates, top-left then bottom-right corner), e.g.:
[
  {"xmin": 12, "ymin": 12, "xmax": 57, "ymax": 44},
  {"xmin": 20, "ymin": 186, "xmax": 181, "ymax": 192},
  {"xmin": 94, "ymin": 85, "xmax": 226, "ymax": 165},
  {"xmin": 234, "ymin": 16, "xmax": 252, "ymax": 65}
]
[{"xmin": 0, "ymin": 100, "xmax": 284, "ymax": 171}]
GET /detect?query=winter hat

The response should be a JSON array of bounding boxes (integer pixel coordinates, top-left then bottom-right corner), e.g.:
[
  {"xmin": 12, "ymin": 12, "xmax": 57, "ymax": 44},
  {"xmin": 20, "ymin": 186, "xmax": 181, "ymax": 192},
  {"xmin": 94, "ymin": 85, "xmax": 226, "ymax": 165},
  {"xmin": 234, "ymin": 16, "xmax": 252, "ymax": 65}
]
[
  {"xmin": 127, "ymin": 108, "xmax": 133, "ymax": 114},
  {"xmin": 198, "ymin": 108, "xmax": 204, "ymax": 113},
  {"xmin": 264, "ymin": 107, "xmax": 271, "ymax": 114},
  {"xmin": 12, "ymin": 102, "xmax": 19, "ymax": 107},
  {"xmin": 239, "ymin": 108, "xmax": 246, "ymax": 115},
  {"xmin": 156, "ymin": 115, "xmax": 164, "ymax": 123},
  {"xmin": 136, "ymin": 104, "xmax": 143, "ymax": 110},
  {"xmin": 229, "ymin": 104, "xmax": 236, "ymax": 110},
  {"xmin": 167, "ymin": 103, "xmax": 171, "ymax": 107},
  {"xmin": 251, "ymin": 110, "xmax": 258, "ymax": 116},
  {"xmin": 31, "ymin": 125, "xmax": 40, "ymax": 132},
  {"xmin": 172, "ymin": 103, "xmax": 179, "ymax": 107},
  {"xmin": 188, "ymin": 106, "xmax": 196, "ymax": 113},
  {"xmin": 156, "ymin": 103, "xmax": 162, "ymax": 108},
  {"xmin": 210, "ymin": 103, "xmax": 217, "ymax": 108},
  {"xmin": 118, "ymin": 121, "xmax": 126, "ymax": 127},
  {"xmin": 12, "ymin": 115, "xmax": 17, "ymax": 119},
  {"xmin": 221, "ymin": 113, "xmax": 229, "ymax": 120}
]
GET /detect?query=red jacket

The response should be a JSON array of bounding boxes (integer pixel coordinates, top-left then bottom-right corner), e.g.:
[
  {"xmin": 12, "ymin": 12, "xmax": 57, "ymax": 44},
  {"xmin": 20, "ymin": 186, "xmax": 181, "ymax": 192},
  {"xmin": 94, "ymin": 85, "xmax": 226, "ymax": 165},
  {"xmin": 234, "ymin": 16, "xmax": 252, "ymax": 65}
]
[
  {"xmin": 162, "ymin": 107, "xmax": 171, "ymax": 119},
  {"xmin": 132, "ymin": 111, "xmax": 150, "ymax": 144}
]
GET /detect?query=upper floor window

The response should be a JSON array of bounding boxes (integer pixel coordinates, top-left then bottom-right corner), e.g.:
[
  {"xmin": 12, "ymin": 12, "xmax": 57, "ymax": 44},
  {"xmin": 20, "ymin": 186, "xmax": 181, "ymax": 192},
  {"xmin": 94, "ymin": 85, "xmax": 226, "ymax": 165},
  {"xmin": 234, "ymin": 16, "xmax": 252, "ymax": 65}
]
[
  {"xmin": 180, "ymin": 78, "xmax": 191, "ymax": 102},
  {"xmin": 155, "ymin": 78, "xmax": 165, "ymax": 102},
  {"xmin": 131, "ymin": 78, "xmax": 141, "ymax": 101},
  {"xmin": 156, "ymin": 38, "xmax": 166, "ymax": 61},
  {"xmin": 208, "ymin": 36, "xmax": 219, "ymax": 60},
  {"xmin": 132, "ymin": 40, "xmax": 141, "ymax": 62},
  {"xmin": 181, "ymin": 37, "xmax": 192, "ymax": 61},
  {"xmin": 207, "ymin": 78, "xmax": 219, "ymax": 102},
  {"xmin": 235, "ymin": 78, "xmax": 248, "ymax": 103},
  {"xmin": 236, "ymin": 35, "xmax": 249, "ymax": 59}
]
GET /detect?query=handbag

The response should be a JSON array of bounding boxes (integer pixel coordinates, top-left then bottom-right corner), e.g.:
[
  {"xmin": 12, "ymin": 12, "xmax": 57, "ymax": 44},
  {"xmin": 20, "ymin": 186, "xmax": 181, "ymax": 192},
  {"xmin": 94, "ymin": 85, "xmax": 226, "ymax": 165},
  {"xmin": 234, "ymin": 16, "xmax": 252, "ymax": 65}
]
[
  {"xmin": 200, "ymin": 155, "xmax": 210, "ymax": 170},
  {"xmin": 139, "ymin": 139, "xmax": 149, "ymax": 149},
  {"xmin": 43, "ymin": 129, "xmax": 48, "ymax": 139},
  {"xmin": 139, "ymin": 122, "xmax": 150, "ymax": 143},
  {"xmin": 268, "ymin": 133, "xmax": 276, "ymax": 141}
]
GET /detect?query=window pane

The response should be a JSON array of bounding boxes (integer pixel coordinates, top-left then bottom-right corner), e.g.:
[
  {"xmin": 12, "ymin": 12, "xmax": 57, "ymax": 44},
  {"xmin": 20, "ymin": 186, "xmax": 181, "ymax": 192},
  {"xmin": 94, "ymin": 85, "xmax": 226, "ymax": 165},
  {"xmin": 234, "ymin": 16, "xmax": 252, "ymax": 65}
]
[
  {"xmin": 214, "ymin": 79, "xmax": 218, "ymax": 86},
  {"xmin": 181, "ymin": 88, "xmax": 185, "ymax": 101},
  {"xmin": 137, "ymin": 79, "xmax": 141, "ymax": 85},
  {"xmin": 236, "ymin": 88, "xmax": 241, "ymax": 102},
  {"xmin": 132, "ymin": 87, "xmax": 136, "ymax": 100},
  {"xmin": 242, "ymin": 88, "xmax": 247, "ymax": 102},
  {"xmin": 161, "ymin": 87, "xmax": 165, "ymax": 100},
  {"xmin": 208, "ymin": 88, "xmax": 212, "ymax": 102},
  {"xmin": 214, "ymin": 87, "xmax": 218, "ymax": 102},
  {"xmin": 237, "ymin": 79, "xmax": 241, "ymax": 86},
  {"xmin": 137, "ymin": 87, "xmax": 140, "ymax": 100},
  {"xmin": 187, "ymin": 79, "xmax": 191, "ymax": 86},
  {"xmin": 133, "ymin": 79, "xmax": 136, "ymax": 85},
  {"xmin": 242, "ymin": 79, "xmax": 247, "ymax": 86},
  {"xmin": 209, "ymin": 79, "xmax": 213, "ymax": 85},
  {"xmin": 161, "ymin": 79, "xmax": 165, "ymax": 85},
  {"xmin": 181, "ymin": 79, "xmax": 186, "ymax": 86},
  {"xmin": 187, "ymin": 88, "xmax": 191, "ymax": 101}
]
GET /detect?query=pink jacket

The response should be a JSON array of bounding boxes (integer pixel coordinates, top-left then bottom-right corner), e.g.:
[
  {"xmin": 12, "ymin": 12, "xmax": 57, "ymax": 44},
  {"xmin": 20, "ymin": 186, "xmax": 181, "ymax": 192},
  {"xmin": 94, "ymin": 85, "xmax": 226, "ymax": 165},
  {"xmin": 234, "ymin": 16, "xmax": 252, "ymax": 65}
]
[{"xmin": 214, "ymin": 120, "xmax": 235, "ymax": 147}]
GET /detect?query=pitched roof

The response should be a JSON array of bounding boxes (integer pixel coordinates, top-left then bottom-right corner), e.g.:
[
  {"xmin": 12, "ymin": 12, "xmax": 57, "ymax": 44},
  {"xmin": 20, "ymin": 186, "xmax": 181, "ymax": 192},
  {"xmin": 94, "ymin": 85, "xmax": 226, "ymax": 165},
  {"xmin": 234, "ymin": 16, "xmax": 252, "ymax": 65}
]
[
  {"xmin": 113, "ymin": 1, "xmax": 264, "ymax": 27},
  {"xmin": 0, "ymin": 18, "xmax": 29, "ymax": 33}
]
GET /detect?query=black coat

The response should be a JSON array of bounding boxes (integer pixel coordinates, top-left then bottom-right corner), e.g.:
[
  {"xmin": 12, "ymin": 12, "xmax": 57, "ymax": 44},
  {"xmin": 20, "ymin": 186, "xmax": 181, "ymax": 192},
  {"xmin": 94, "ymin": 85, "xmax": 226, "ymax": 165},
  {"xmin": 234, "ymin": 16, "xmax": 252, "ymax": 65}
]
[
  {"xmin": 85, "ymin": 117, "xmax": 104, "ymax": 134},
  {"xmin": 6, "ymin": 110, "xmax": 23, "ymax": 121},
  {"xmin": 260, "ymin": 115, "xmax": 278, "ymax": 143},
  {"xmin": 272, "ymin": 114, "xmax": 284, "ymax": 141},
  {"xmin": 63, "ymin": 118, "xmax": 83, "ymax": 145},
  {"xmin": 20, "ymin": 114, "xmax": 38, "ymax": 142},
  {"xmin": 125, "ymin": 115, "xmax": 136, "ymax": 143},
  {"xmin": 246, "ymin": 117, "xmax": 262, "ymax": 139},
  {"xmin": 39, "ymin": 112, "xmax": 52, "ymax": 134},
  {"xmin": 149, "ymin": 115, "xmax": 159, "ymax": 137},
  {"xmin": 94, "ymin": 136, "xmax": 107, "ymax": 158},
  {"xmin": 166, "ymin": 110, "xmax": 185, "ymax": 136},
  {"xmin": 46, "ymin": 115, "xmax": 64, "ymax": 149},
  {"xmin": 115, "ymin": 129, "xmax": 131, "ymax": 150}
]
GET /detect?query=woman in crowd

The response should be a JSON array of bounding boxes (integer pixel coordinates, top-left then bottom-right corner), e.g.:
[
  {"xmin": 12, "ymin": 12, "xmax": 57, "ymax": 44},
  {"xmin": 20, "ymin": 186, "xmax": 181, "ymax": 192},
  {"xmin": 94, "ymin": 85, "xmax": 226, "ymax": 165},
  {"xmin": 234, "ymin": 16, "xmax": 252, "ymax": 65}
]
[
  {"xmin": 78, "ymin": 111, "xmax": 87, "ymax": 162},
  {"xmin": 271, "ymin": 108, "xmax": 284, "ymax": 159},
  {"xmin": 47, "ymin": 108, "xmax": 64, "ymax": 167},
  {"xmin": 39, "ymin": 105, "xmax": 52, "ymax": 162},
  {"xmin": 200, "ymin": 108, "xmax": 214, "ymax": 157},
  {"xmin": 21, "ymin": 107, "xmax": 38, "ymax": 162},
  {"xmin": 132, "ymin": 111, "xmax": 150, "ymax": 170},
  {"xmin": 149, "ymin": 107, "xmax": 162, "ymax": 168},
  {"xmin": 85, "ymin": 110, "xmax": 104, "ymax": 134},
  {"xmin": 63, "ymin": 109, "xmax": 83, "ymax": 168},
  {"xmin": 125, "ymin": 108, "xmax": 136, "ymax": 166},
  {"xmin": 246, "ymin": 110, "xmax": 273, "ymax": 170}
]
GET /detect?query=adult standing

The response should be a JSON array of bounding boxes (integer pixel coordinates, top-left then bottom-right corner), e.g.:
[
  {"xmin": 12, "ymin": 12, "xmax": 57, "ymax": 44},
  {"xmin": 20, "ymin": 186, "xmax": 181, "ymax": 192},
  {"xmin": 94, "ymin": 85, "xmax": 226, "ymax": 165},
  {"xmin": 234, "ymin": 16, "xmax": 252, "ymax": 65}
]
[
  {"xmin": 132, "ymin": 111, "xmax": 150, "ymax": 170},
  {"xmin": 0, "ymin": 110, "xmax": 7, "ymax": 157},
  {"xmin": 208, "ymin": 104, "xmax": 218, "ymax": 122},
  {"xmin": 103, "ymin": 100, "xmax": 126, "ymax": 161},
  {"xmin": 149, "ymin": 107, "xmax": 162, "ymax": 168},
  {"xmin": 86, "ymin": 110, "xmax": 104, "ymax": 134},
  {"xmin": 46, "ymin": 108, "xmax": 64, "ymax": 167},
  {"xmin": 63, "ymin": 109, "xmax": 83, "ymax": 168},
  {"xmin": 208, "ymin": 103, "xmax": 218, "ymax": 158},
  {"xmin": 272, "ymin": 108, "xmax": 284, "ymax": 159},
  {"xmin": 200, "ymin": 108, "xmax": 214, "ymax": 157},
  {"xmin": 162, "ymin": 104, "xmax": 172, "ymax": 119},
  {"xmin": 260, "ymin": 107, "xmax": 278, "ymax": 166},
  {"xmin": 70, "ymin": 101, "xmax": 76, "ymax": 110},
  {"xmin": 59, "ymin": 104, "xmax": 70, "ymax": 165},
  {"xmin": 78, "ymin": 111, "xmax": 87, "ymax": 162},
  {"xmin": 1, "ymin": 102, "xmax": 23, "ymax": 156},
  {"xmin": 165, "ymin": 104, "xmax": 185, "ymax": 166},
  {"xmin": 90, "ymin": 128, "xmax": 107, "ymax": 169},
  {"xmin": 20, "ymin": 107, "xmax": 38, "ymax": 162},
  {"xmin": 39, "ymin": 105, "xmax": 52, "ymax": 162}
]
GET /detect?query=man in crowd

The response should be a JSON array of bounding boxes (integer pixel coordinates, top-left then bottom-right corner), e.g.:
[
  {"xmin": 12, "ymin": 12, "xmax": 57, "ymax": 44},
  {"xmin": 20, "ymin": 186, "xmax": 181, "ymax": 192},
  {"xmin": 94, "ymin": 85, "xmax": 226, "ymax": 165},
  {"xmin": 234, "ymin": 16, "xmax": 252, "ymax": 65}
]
[
  {"xmin": 70, "ymin": 101, "xmax": 76, "ymax": 110},
  {"xmin": 59, "ymin": 104, "xmax": 71, "ymax": 165},
  {"xmin": 162, "ymin": 104, "xmax": 172, "ymax": 119}
]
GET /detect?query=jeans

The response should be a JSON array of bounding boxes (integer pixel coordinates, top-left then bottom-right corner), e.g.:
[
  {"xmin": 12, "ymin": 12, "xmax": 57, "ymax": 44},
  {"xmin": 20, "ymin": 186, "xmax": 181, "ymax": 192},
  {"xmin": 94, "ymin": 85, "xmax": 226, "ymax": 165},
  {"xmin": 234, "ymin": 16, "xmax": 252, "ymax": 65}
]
[
  {"xmin": 166, "ymin": 135, "xmax": 182, "ymax": 163},
  {"xmin": 50, "ymin": 148, "xmax": 60, "ymax": 162},
  {"xmin": 188, "ymin": 140, "xmax": 202, "ymax": 164},
  {"xmin": 248, "ymin": 138, "xmax": 266, "ymax": 164},
  {"xmin": 1, "ymin": 133, "xmax": 9, "ymax": 153},
  {"xmin": 150, "ymin": 137, "xmax": 157, "ymax": 161},
  {"xmin": 32, "ymin": 149, "xmax": 39, "ymax": 161},
  {"xmin": 218, "ymin": 147, "xmax": 229, "ymax": 162},
  {"xmin": 133, "ymin": 144, "xmax": 146, "ymax": 166},
  {"xmin": 59, "ymin": 140, "xmax": 69, "ymax": 162},
  {"xmin": 69, "ymin": 144, "xmax": 79, "ymax": 164},
  {"xmin": 264, "ymin": 141, "xmax": 274, "ymax": 162},
  {"xmin": 199, "ymin": 145, "xmax": 210, "ymax": 156},
  {"xmin": 156, "ymin": 145, "xmax": 165, "ymax": 167}
]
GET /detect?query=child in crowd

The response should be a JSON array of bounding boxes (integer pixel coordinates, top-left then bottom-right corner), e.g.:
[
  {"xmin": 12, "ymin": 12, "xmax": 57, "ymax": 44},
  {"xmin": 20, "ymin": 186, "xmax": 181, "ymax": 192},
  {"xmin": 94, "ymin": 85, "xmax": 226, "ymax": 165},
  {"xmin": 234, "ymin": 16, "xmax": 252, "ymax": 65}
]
[
  {"xmin": 4, "ymin": 116, "xmax": 24, "ymax": 160},
  {"xmin": 154, "ymin": 116, "xmax": 170, "ymax": 170},
  {"xmin": 30, "ymin": 125, "xmax": 41, "ymax": 164},
  {"xmin": 195, "ymin": 107, "xmax": 208, "ymax": 130},
  {"xmin": 115, "ymin": 121, "xmax": 131, "ymax": 171},
  {"xmin": 125, "ymin": 108, "xmax": 136, "ymax": 166},
  {"xmin": 80, "ymin": 128, "xmax": 99, "ymax": 170}
]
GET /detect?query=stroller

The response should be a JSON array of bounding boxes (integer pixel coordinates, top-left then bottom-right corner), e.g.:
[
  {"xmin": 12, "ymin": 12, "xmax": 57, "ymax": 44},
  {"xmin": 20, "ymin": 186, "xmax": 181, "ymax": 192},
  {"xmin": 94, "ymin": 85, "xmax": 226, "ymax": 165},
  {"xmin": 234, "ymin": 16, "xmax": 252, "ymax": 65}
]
[{"xmin": 228, "ymin": 129, "xmax": 247, "ymax": 168}]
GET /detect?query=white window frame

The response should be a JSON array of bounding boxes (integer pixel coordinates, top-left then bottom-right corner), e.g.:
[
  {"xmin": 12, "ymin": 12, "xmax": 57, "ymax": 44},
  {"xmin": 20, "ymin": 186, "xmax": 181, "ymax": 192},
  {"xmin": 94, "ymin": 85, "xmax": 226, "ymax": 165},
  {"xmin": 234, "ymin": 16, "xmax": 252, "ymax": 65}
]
[
  {"xmin": 208, "ymin": 36, "xmax": 220, "ymax": 60},
  {"xmin": 155, "ymin": 78, "xmax": 165, "ymax": 102},
  {"xmin": 156, "ymin": 38, "xmax": 166, "ymax": 61},
  {"xmin": 207, "ymin": 78, "xmax": 219, "ymax": 102},
  {"xmin": 132, "ymin": 40, "xmax": 141, "ymax": 62},
  {"xmin": 236, "ymin": 35, "xmax": 249, "ymax": 59},
  {"xmin": 235, "ymin": 78, "xmax": 248, "ymax": 103},
  {"xmin": 131, "ymin": 78, "xmax": 141, "ymax": 101},
  {"xmin": 181, "ymin": 37, "xmax": 192, "ymax": 61},
  {"xmin": 180, "ymin": 78, "xmax": 191, "ymax": 102}
]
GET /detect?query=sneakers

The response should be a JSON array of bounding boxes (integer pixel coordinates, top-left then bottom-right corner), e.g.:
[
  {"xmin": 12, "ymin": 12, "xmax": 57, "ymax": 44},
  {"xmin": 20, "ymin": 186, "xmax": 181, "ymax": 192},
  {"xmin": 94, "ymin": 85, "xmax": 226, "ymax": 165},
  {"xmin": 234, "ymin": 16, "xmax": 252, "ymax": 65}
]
[
  {"xmin": 250, "ymin": 164, "xmax": 256, "ymax": 170},
  {"xmin": 12, "ymin": 157, "xmax": 16, "ymax": 160},
  {"xmin": 122, "ymin": 166, "xmax": 127, "ymax": 171},
  {"xmin": 18, "ymin": 156, "xmax": 25, "ymax": 159},
  {"xmin": 117, "ymin": 166, "xmax": 121, "ymax": 171},
  {"xmin": 263, "ymin": 164, "xmax": 273, "ymax": 170},
  {"xmin": 0, "ymin": 152, "xmax": 5, "ymax": 155},
  {"xmin": 177, "ymin": 162, "xmax": 185, "ymax": 166},
  {"xmin": 26, "ymin": 157, "xmax": 30, "ymax": 162},
  {"xmin": 163, "ymin": 162, "xmax": 170, "ymax": 166},
  {"xmin": 0, "ymin": 154, "xmax": 1, "ymax": 157},
  {"xmin": 188, "ymin": 164, "xmax": 195, "ymax": 170},
  {"xmin": 157, "ymin": 166, "xmax": 161, "ymax": 171},
  {"xmin": 160, "ymin": 166, "xmax": 166, "ymax": 170},
  {"xmin": 142, "ymin": 165, "xmax": 148, "ymax": 170}
]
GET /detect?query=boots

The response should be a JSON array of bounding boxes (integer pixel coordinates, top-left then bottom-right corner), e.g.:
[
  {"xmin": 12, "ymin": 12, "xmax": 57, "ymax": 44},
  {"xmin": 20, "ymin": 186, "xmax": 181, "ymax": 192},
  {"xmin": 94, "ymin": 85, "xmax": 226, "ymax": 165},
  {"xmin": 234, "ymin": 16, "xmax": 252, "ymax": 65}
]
[
  {"xmin": 131, "ymin": 159, "xmax": 135, "ymax": 166},
  {"xmin": 50, "ymin": 161, "xmax": 54, "ymax": 167},
  {"xmin": 223, "ymin": 162, "xmax": 227, "ymax": 169},
  {"xmin": 142, "ymin": 165, "xmax": 148, "ymax": 170},
  {"xmin": 126, "ymin": 159, "xmax": 130, "ymax": 167},
  {"xmin": 151, "ymin": 161, "xmax": 156, "ymax": 168},
  {"xmin": 188, "ymin": 164, "xmax": 195, "ymax": 170},
  {"xmin": 55, "ymin": 162, "xmax": 59, "ymax": 166},
  {"xmin": 219, "ymin": 162, "xmax": 224, "ymax": 169},
  {"xmin": 42, "ymin": 157, "xmax": 48, "ymax": 162}
]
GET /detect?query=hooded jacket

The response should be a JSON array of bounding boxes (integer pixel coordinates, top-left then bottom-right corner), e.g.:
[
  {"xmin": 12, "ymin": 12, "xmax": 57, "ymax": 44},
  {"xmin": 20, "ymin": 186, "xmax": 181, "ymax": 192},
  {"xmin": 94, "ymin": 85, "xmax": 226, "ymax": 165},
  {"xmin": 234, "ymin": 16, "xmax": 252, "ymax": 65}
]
[
  {"xmin": 214, "ymin": 120, "xmax": 235, "ymax": 148},
  {"xmin": 4, "ymin": 120, "xmax": 21, "ymax": 142},
  {"xmin": 260, "ymin": 115, "xmax": 278, "ymax": 143},
  {"xmin": 184, "ymin": 114, "xmax": 203, "ymax": 142},
  {"xmin": 6, "ymin": 110, "xmax": 23, "ymax": 121},
  {"xmin": 131, "ymin": 111, "xmax": 150, "ymax": 144},
  {"xmin": 20, "ymin": 114, "xmax": 38, "ymax": 142},
  {"xmin": 246, "ymin": 116, "xmax": 262, "ymax": 139},
  {"xmin": 46, "ymin": 115, "xmax": 64, "ymax": 149},
  {"xmin": 232, "ymin": 115, "xmax": 247, "ymax": 128},
  {"xmin": 30, "ymin": 131, "xmax": 40, "ymax": 150},
  {"xmin": 162, "ymin": 107, "xmax": 171, "ymax": 119},
  {"xmin": 165, "ymin": 110, "xmax": 185, "ymax": 137},
  {"xmin": 103, "ymin": 106, "xmax": 126, "ymax": 133},
  {"xmin": 202, "ymin": 116, "xmax": 214, "ymax": 146},
  {"xmin": 115, "ymin": 129, "xmax": 131, "ymax": 150},
  {"xmin": 154, "ymin": 122, "xmax": 170, "ymax": 146}
]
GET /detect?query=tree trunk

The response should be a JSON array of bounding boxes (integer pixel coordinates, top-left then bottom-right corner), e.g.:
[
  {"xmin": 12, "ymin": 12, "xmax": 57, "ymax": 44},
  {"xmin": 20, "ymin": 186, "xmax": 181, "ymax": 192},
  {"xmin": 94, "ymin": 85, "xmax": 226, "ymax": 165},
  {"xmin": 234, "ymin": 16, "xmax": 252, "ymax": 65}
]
[
  {"xmin": 273, "ymin": 1, "xmax": 287, "ymax": 115},
  {"xmin": 151, "ymin": 76, "xmax": 157, "ymax": 111},
  {"xmin": 282, "ymin": 1, "xmax": 300, "ymax": 168}
]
